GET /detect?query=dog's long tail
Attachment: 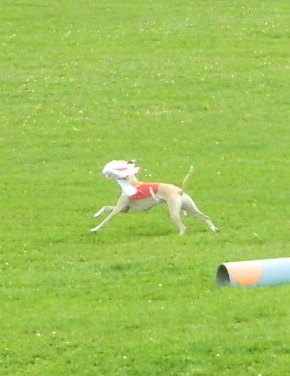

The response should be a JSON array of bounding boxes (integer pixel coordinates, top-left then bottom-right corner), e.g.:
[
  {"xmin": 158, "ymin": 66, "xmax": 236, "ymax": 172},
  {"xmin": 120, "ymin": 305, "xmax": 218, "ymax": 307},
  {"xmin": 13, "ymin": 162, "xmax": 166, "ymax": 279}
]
[{"xmin": 181, "ymin": 165, "xmax": 194, "ymax": 192}]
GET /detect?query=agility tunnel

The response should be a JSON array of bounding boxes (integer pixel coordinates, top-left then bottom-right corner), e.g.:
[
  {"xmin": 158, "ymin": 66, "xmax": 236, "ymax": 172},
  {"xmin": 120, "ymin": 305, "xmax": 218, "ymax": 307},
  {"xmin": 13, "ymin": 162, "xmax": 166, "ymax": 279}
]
[{"xmin": 216, "ymin": 257, "xmax": 290, "ymax": 287}]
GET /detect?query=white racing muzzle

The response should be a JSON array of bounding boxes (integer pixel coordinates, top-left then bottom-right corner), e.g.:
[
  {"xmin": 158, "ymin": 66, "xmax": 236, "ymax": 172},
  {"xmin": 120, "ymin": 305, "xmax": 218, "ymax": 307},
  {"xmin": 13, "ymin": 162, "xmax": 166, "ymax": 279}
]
[{"xmin": 102, "ymin": 160, "xmax": 140, "ymax": 179}]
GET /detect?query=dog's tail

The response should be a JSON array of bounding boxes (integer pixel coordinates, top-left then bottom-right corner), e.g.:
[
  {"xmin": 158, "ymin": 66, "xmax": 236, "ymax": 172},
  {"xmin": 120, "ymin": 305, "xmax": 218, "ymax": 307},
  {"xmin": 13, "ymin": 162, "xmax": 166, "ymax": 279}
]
[{"xmin": 181, "ymin": 165, "xmax": 194, "ymax": 192}]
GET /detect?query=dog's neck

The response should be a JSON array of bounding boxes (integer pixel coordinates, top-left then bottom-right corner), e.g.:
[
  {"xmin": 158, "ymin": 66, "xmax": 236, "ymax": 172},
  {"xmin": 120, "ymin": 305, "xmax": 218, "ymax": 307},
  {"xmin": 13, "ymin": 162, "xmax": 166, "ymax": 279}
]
[
  {"xmin": 126, "ymin": 175, "xmax": 139, "ymax": 186},
  {"xmin": 116, "ymin": 175, "xmax": 139, "ymax": 196}
]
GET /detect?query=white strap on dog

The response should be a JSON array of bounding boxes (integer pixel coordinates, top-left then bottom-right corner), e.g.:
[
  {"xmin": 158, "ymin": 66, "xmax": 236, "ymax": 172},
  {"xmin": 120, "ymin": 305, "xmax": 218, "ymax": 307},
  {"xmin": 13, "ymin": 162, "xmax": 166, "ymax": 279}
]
[{"xmin": 149, "ymin": 186, "xmax": 158, "ymax": 201}]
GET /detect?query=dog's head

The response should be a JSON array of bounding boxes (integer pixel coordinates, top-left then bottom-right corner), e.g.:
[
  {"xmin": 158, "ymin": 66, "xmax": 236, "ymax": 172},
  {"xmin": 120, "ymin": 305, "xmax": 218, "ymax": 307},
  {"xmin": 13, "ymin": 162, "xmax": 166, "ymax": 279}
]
[{"xmin": 102, "ymin": 160, "xmax": 140, "ymax": 180}]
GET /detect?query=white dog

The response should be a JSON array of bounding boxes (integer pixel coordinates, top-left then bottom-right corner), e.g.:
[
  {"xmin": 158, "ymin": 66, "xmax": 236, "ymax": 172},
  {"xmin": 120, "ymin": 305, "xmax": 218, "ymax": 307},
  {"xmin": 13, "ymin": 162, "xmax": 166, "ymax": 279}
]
[{"xmin": 91, "ymin": 160, "xmax": 219, "ymax": 235}]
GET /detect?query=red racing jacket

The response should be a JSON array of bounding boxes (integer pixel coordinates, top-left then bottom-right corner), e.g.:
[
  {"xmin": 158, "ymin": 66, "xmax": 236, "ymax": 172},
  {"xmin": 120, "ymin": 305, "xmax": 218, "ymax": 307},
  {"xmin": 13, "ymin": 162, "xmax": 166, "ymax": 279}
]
[{"xmin": 130, "ymin": 183, "xmax": 159, "ymax": 200}]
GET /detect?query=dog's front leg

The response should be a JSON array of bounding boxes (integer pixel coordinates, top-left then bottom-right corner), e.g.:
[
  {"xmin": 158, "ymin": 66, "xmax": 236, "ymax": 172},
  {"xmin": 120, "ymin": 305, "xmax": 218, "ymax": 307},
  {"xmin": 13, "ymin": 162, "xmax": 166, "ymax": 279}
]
[
  {"xmin": 90, "ymin": 195, "xmax": 129, "ymax": 233},
  {"xmin": 94, "ymin": 206, "xmax": 115, "ymax": 218}
]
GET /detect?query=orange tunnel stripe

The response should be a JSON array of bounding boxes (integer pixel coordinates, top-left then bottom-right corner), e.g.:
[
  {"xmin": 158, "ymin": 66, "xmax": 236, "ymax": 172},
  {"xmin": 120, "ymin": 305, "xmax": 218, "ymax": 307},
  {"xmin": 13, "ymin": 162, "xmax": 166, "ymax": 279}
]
[{"xmin": 229, "ymin": 263, "xmax": 264, "ymax": 286}]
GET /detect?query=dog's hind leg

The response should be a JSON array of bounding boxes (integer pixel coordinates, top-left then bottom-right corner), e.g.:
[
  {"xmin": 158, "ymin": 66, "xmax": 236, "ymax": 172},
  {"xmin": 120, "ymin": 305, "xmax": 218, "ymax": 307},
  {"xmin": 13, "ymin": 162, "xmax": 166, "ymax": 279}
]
[
  {"xmin": 166, "ymin": 196, "xmax": 187, "ymax": 235},
  {"xmin": 181, "ymin": 194, "xmax": 219, "ymax": 232}
]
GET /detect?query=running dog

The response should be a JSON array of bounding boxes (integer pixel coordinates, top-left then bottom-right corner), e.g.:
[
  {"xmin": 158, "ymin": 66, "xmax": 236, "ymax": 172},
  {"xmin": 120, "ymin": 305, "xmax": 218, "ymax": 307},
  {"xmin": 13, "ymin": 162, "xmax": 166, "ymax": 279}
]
[{"xmin": 90, "ymin": 160, "xmax": 219, "ymax": 235}]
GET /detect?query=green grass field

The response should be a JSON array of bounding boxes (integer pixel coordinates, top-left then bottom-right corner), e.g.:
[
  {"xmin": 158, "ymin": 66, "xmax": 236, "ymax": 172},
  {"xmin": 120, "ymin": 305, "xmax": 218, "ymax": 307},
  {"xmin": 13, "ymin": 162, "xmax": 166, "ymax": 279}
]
[{"xmin": 1, "ymin": 1, "xmax": 290, "ymax": 375}]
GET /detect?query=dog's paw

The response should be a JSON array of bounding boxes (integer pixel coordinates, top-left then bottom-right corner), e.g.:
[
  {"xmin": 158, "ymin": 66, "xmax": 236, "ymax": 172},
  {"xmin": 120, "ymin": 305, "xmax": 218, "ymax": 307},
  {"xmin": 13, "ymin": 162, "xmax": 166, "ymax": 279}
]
[
  {"xmin": 90, "ymin": 227, "xmax": 99, "ymax": 233},
  {"xmin": 179, "ymin": 226, "xmax": 187, "ymax": 235}
]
